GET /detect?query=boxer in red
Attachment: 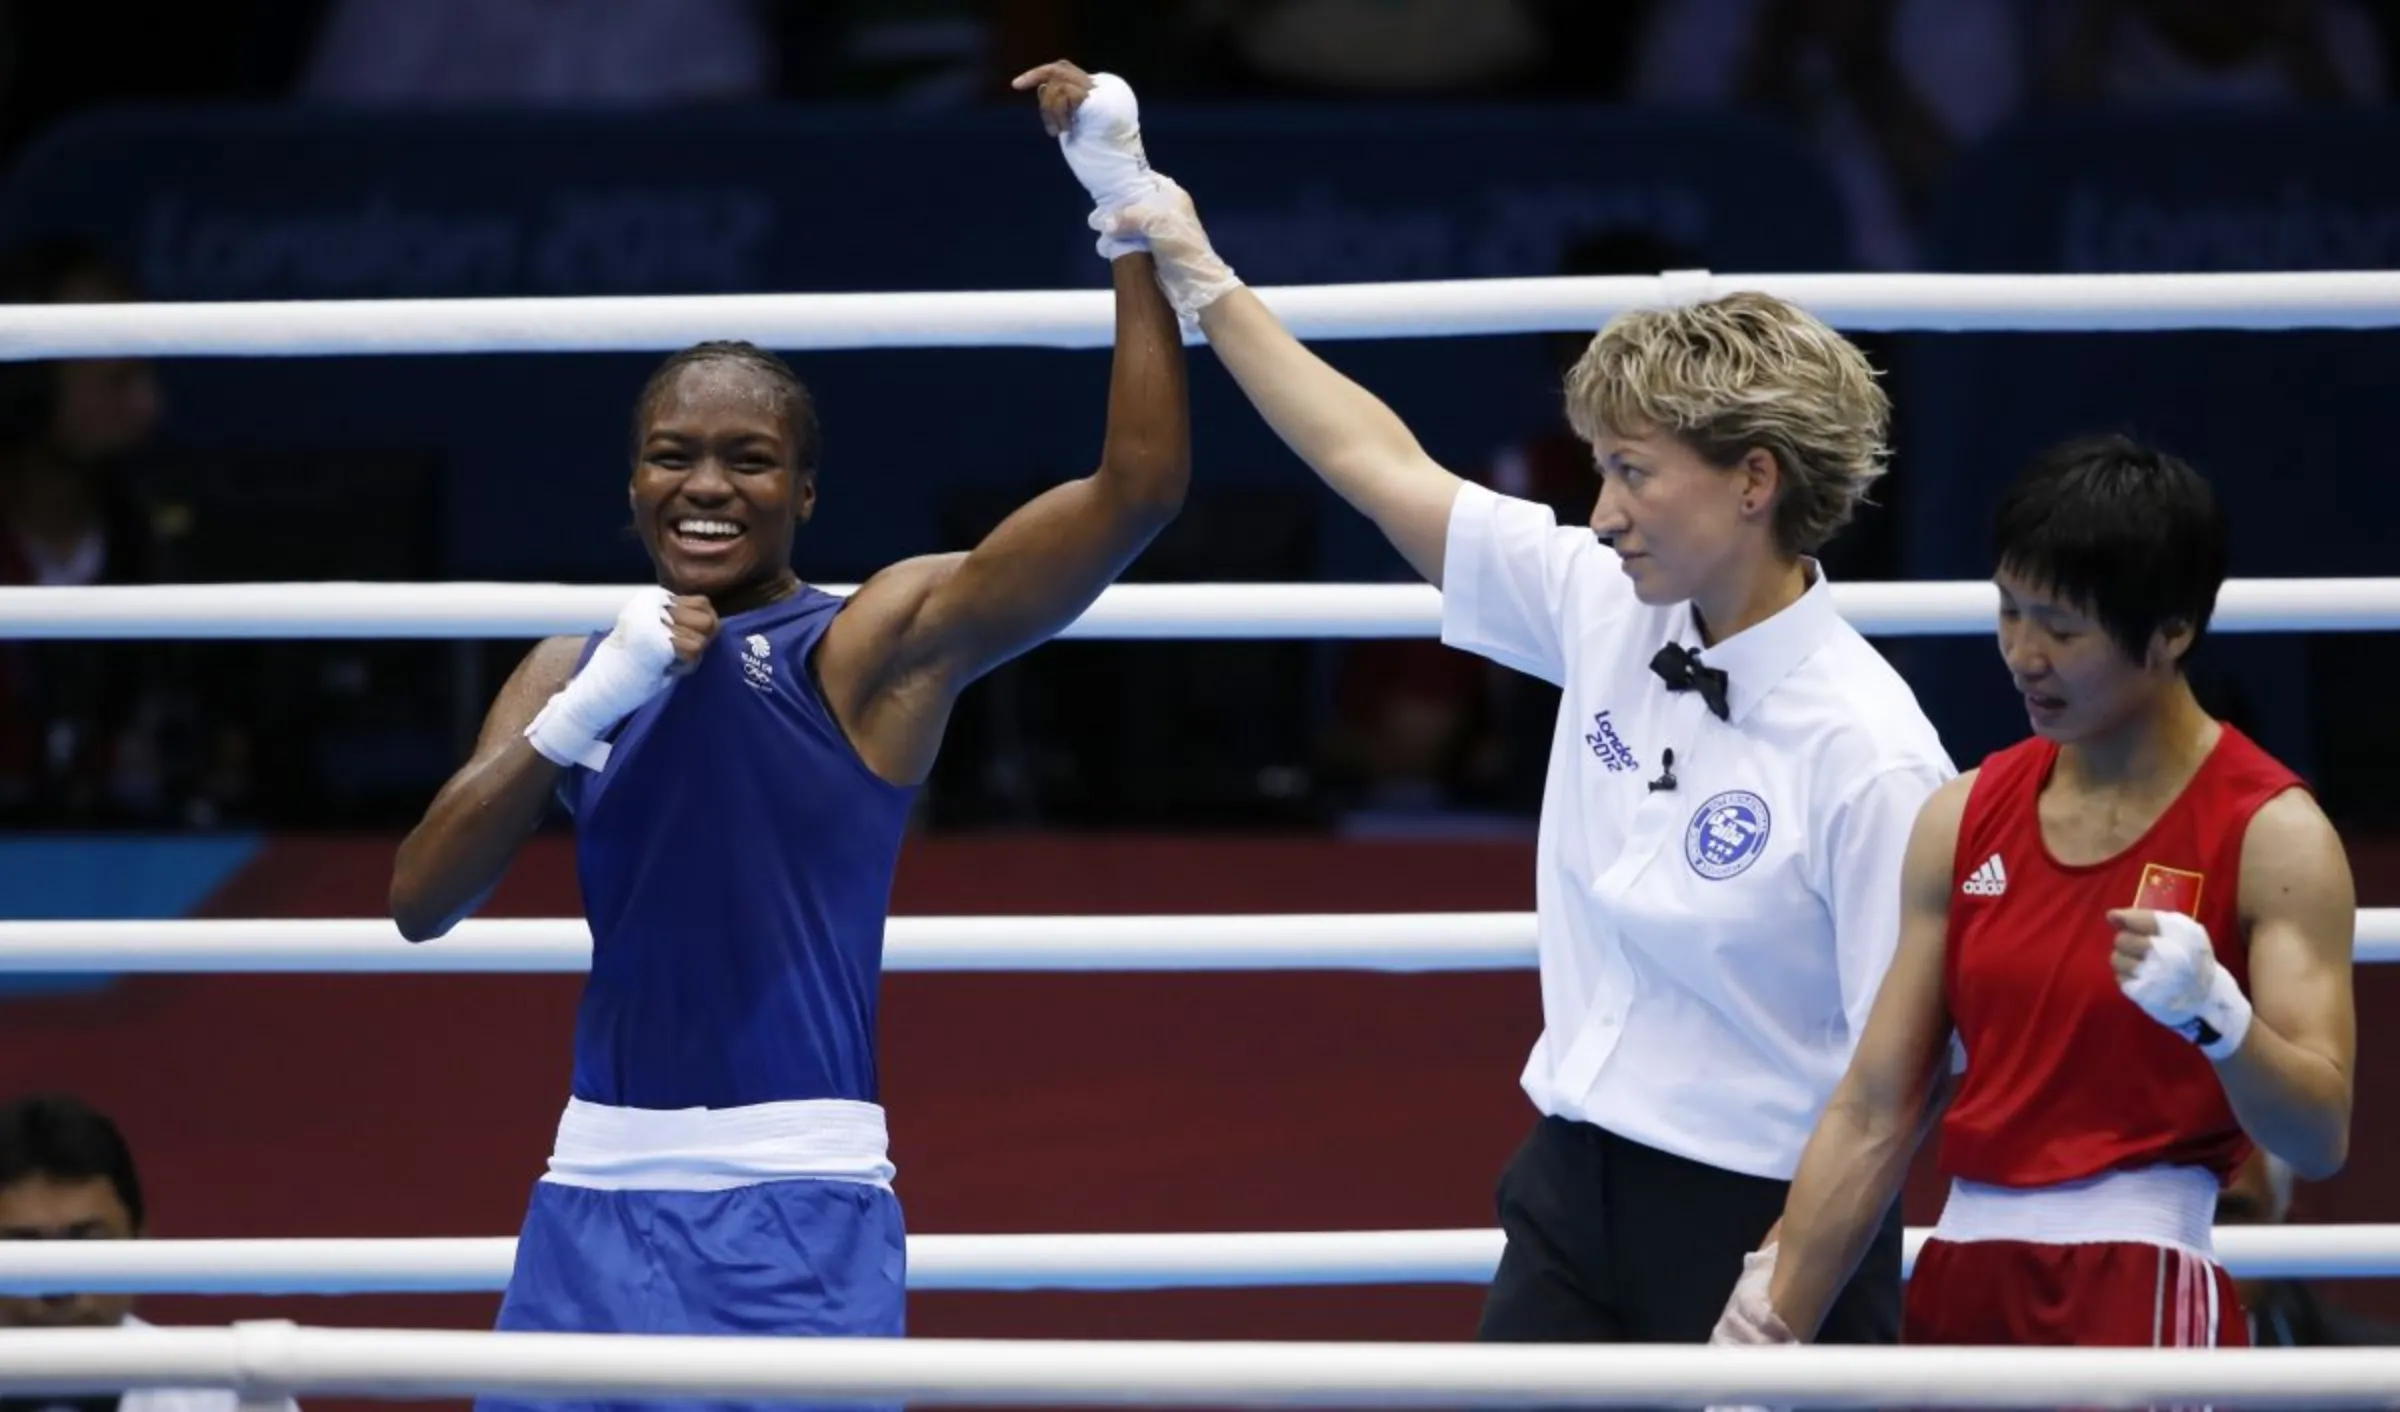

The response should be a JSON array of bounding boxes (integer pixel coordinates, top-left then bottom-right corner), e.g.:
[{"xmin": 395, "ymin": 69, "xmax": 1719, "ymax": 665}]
[{"xmin": 1713, "ymin": 434, "xmax": 2356, "ymax": 1346}]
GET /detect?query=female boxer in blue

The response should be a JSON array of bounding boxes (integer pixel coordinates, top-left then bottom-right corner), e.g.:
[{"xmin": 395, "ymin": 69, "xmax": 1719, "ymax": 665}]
[{"xmin": 389, "ymin": 67, "xmax": 1183, "ymax": 1411}]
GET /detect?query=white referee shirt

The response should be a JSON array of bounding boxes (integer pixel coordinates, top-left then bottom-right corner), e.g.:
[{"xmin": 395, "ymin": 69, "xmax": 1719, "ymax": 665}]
[{"xmin": 1442, "ymin": 482, "xmax": 1954, "ymax": 1179}]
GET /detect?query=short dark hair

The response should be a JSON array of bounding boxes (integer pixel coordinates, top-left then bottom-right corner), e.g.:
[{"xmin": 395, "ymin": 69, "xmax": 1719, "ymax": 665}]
[
  {"xmin": 1992, "ymin": 434, "xmax": 2229, "ymax": 666},
  {"xmin": 632, "ymin": 340, "xmax": 818, "ymax": 475},
  {"xmin": 0, "ymin": 1094, "xmax": 144, "ymax": 1230}
]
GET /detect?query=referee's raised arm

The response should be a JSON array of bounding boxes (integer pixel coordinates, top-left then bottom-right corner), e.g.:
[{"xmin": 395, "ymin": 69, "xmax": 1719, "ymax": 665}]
[
  {"xmin": 1102, "ymin": 173, "xmax": 1462, "ymax": 585},
  {"xmin": 1180, "ymin": 283, "xmax": 1463, "ymax": 584},
  {"xmin": 1104, "ymin": 73, "xmax": 1947, "ymax": 1345}
]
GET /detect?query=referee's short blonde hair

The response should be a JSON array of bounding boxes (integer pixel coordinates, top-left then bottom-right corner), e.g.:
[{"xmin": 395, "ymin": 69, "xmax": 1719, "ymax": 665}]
[{"xmin": 1564, "ymin": 292, "xmax": 1890, "ymax": 555}]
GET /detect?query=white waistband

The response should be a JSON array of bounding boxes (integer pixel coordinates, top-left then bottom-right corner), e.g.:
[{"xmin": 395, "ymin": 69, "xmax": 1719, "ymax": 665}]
[
  {"xmin": 543, "ymin": 1097, "xmax": 894, "ymax": 1192},
  {"xmin": 1933, "ymin": 1166, "xmax": 2218, "ymax": 1256}
]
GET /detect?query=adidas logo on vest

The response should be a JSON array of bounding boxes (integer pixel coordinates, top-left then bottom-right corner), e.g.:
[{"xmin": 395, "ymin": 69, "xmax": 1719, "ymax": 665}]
[{"xmin": 1961, "ymin": 854, "xmax": 2009, "ymax": 898}]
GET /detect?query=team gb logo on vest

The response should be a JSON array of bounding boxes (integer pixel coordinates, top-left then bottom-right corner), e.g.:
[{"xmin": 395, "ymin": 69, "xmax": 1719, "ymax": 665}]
[
  {"xmin": 742, "ymin": 633, "xmax": 774, "ymax": 691},
  {"xmin": 1687, "ymin": 791, "xmax": 1771, "ymax": 880}
]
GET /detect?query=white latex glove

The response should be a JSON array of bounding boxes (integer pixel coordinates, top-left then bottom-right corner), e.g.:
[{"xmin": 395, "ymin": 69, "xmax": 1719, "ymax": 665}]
[
  {"xmin": 1104, "ymin": 178, "xmax": 1245, "ymax": 334},
  {"xmin": 524, "ymin": 586, "xmax": 679, "ymax": 771},
  {"xmin": 1703, "ymin": 1243, "xmax": 1796, "ymax": 1412},
  {"xmin": 1711, "ymin": 1243, "xmax": 1798, "ymax": 1345},
  {"xmin": 2113, "ymin": 908, "xmax": 2253, "ymax": 1060}
]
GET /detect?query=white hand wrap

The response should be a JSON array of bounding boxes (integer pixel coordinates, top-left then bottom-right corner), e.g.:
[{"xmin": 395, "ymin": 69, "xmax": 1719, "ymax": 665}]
[
  {"xmin": 1058, "ymin": 72, "xmax": 1165, "ymax": 260},
  {"xmin": 2119, "ymin": 910, "xmax": 2253, "ymax": 1059},
  {"xmin": 1710, "ymin": 1243, "xmax": 1798, "ymax": 1346},
  {"xmin": 524, "ymin": 586, "xmax": 680, "ymax": 771},
  {"xmin": 1104, "ymin": 178, "xmax": 1245, "ymax": 334}
]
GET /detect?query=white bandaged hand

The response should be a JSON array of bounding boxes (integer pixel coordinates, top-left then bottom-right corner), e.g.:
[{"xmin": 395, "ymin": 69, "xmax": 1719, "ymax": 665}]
[
  {"xmin": 524, "ymin": 586, "xmax": 680, "ymax": 771},
  {"xmin": 1058, "ymin": 72, "xmax": 1165, "ymax": 260},
  {"xmin": 2117, "ymin": 909, "xmax": 2253, "ymax": 1059},
  {"xmin": 1104, "ymin": 179, "xmax": 1245, "ymax": 333},
  {"xmin": 1710, "ymin": 1243, "xmax": 1798, "ymax": 1346}
]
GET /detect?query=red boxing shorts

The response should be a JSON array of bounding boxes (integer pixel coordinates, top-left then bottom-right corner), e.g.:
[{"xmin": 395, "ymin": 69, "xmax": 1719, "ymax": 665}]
[{"xmin": 1905, "ymin": 1237, "xmax": 2245, "ymax": 1346}]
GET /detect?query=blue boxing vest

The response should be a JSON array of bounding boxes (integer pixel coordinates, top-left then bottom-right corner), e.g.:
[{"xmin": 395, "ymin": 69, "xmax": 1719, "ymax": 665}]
[{"xmin": 557, "ymin": 587, "xmax": 915, "ymax": 1111}]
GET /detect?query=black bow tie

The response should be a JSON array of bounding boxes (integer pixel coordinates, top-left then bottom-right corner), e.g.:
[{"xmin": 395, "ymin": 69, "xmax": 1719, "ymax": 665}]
[{"xmin": 1651, "ymin": 643, "xmax": 1730, "ymax": 721}]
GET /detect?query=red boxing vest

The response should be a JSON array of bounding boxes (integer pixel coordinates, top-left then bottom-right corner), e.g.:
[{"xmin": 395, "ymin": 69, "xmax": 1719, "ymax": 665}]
[{"xmin": 1939, "ymin": 725, "xmax": 2302, "ymax": 1187}]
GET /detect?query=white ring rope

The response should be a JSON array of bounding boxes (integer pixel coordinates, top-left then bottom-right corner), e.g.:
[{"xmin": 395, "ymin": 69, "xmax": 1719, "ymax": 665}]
[
  {"xmin": 3, "ymin": 578, "xmax": 2398, "ymax": 641},
  {"xmin": 7, "ymin": 1323, "xmax": 2400, "ymax": 1408},
  {"xmin": 0, "ymin": 914, "xmax": 1529, "ymax": 973},
  {"xmin": 0, "ymin": 1226, "xmax": 2392, "ymax": 1297},
  {"xmin": 2, "ymin": 270, "xmax": 2400, "ymax": 361},
  {"xmin": 1, "ymin": 277, "xmax": 2384, "ymax": 1405},
  {"xmin": 3, "ymin": 911, "xmax": 2395, "ymax": 972}
]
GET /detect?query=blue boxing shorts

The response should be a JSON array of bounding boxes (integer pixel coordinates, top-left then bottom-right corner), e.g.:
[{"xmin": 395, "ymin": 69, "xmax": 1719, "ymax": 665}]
[{"xmin": 477, "ymin": 1177, "xmax": 906, "ymax": 1412}]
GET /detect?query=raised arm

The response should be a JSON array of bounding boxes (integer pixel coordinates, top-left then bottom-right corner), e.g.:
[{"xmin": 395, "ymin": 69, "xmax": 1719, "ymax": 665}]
[
  {"xmin": 1763, "ymin": 772, "xmax": 1970, "ymax": 1340},
  {"xmin": 1190, "ymin": 287, "xmax": 1463, "ymax": 584},
  {"xmin": 815, "ymin": 209, "xmax": 1186, "ymax": 785},
  {"xmin": 1077, "ymin": 93, "xmax": 1460, "ymax": 584}
]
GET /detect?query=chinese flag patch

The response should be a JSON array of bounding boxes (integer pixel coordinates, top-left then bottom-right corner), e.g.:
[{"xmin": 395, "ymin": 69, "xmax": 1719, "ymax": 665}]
[{"xmin": 2133, "ymin": 864, "xmax": 2205, "ymax": 916}]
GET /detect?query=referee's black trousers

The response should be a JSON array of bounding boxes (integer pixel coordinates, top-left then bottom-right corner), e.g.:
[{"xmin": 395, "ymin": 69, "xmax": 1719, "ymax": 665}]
[{"xmin": 1477, "ymin": 1116, "xmax": 1904, "ymax": 1344}]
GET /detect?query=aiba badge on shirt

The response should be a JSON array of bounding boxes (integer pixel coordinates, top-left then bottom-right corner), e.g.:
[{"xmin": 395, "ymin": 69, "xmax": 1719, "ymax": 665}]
[{"xmin": 1687, "ymin": 791, "xmax": 1772, "ymax": 880}]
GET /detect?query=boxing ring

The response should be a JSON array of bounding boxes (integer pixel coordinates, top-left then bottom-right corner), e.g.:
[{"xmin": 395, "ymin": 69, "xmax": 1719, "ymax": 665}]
[{"xmin": 6, "ymin": 268, "xmax": 2400, "ymax": 1405}]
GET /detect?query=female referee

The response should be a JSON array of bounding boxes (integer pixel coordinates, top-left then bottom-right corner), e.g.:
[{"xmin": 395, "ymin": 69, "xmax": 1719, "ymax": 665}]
[{"xmin": 1028, "ymin": 59, "xmax": 1955, "ymax": 1344}]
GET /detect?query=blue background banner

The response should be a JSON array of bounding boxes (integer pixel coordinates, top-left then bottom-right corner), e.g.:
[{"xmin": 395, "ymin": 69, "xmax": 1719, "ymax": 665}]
[
  {"xmin": 0, "ymin": 106, "xmax": 1846, "ymax": 587},
  {"xmin": 1892, "ymin": 114, "xmax": 2400, "ymax": 772},
  {"xmin": 0, "ymin": 107, "xmax": 2391, "ymax": 791},
  {"xmin": 0, "ymin": 835, "xmax": 260, "ymax": 994}
]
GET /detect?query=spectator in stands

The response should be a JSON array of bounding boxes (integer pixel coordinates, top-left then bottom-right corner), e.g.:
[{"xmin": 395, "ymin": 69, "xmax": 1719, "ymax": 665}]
[
  {"xmin": 299, "ymin": 0, "xmax": 773, "ymax": 107},
  {"xmin": 0, "ymin": 239, "xmax": 169, "ymax": 824},
  {"xmin": 1630, "ymin": 0, "xmax": 2028, "ymax": 269},
  {"xmin": 2045, "ymin": 0, "xmax": 2387, "ymax": 109},
  {"xmin": 0, "ymin": 241, "xmax": 159, "ymax": 589},
  {"xmin": 2219, "ymin": 1145, "xmax": 2400, "ymax": 1345},
  {"xmin": 1192, "ymin": 0, "xmax": 1549, "ymax": 93},
  {"xmin": 831, "ymin": 0, "xmax": 996, "ymax": 105},
  {"xmin": 0, "ymin": 1093, "xmax": 302, "ymax": 1412}
]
